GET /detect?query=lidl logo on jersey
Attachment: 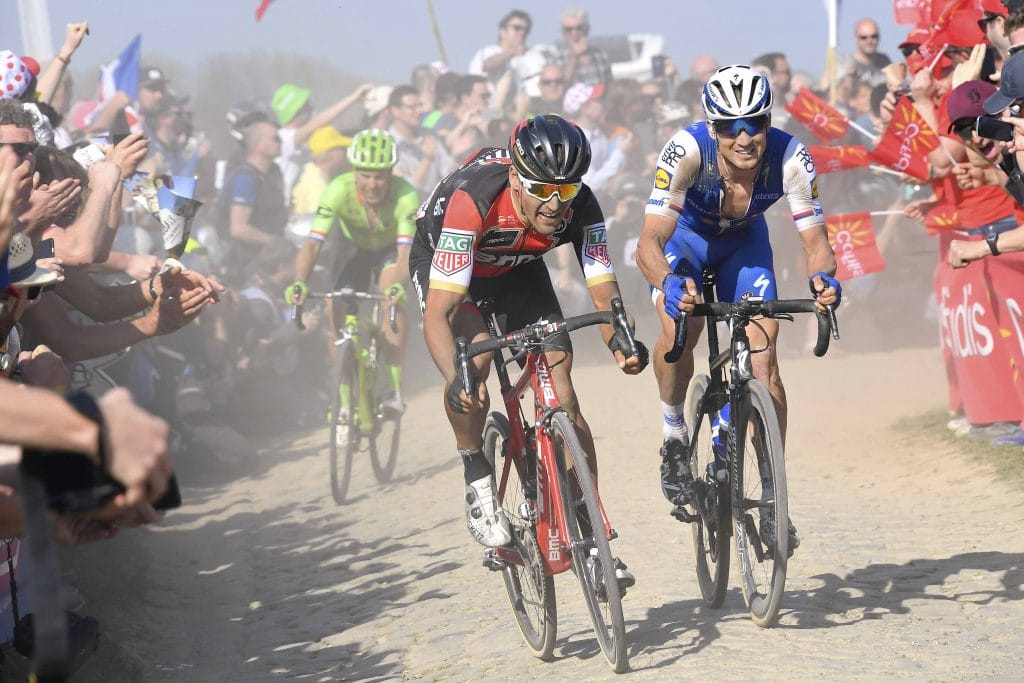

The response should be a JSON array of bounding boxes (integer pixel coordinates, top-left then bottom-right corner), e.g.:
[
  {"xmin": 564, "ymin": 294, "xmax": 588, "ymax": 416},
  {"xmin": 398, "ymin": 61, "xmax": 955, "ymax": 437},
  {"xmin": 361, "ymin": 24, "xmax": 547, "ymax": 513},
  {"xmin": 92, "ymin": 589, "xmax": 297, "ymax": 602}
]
[
  {"xmin": 432, "ymin": 230, "xmax": 473, "ymax": 275},
  {"xmin": 655, "ymin": 168, "xmax": 672, "ymax": 189},
  {"xmin": 584, "ymin": 225, "xmax": 611, "ymax": 267}
]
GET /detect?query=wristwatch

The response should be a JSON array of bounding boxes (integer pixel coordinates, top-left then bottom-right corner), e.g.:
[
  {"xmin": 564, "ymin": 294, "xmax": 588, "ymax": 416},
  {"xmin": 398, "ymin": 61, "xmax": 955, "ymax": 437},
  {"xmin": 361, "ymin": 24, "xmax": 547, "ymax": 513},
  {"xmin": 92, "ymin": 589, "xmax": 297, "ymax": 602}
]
[{"xmin": 986, "ymin": 231, "xmax": 1001, "ymax": 256}]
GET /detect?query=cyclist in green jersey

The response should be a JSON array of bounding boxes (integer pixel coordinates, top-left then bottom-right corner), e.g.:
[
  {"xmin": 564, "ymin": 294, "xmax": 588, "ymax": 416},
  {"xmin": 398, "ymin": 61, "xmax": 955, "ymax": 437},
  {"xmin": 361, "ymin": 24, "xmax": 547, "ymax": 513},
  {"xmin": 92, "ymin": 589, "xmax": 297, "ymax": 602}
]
[{"xmin": 287, "ymin": 128, "xmax": 419, "ymax": 414}]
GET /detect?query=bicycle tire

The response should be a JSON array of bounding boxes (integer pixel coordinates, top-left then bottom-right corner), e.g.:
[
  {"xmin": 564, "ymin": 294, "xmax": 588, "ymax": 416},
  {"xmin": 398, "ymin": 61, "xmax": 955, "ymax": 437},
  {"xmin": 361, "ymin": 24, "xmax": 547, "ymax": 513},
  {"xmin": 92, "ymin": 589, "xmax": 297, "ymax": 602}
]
[
  {"xmin": 551, "ymin": 412, "xmax": 629, "ymax": 673},
  {"xmin": 732, "ymin": 378, "xmax": 788, "ymax": 627},
  {"xmin": 485, "ymin": 413, "xmax": 557, "ymax": 660},
  {"xmin": 368, "ymin": 346, "xmax": 400, "ymax": 483},
  {"xmin": 329, "ymin": 340, "xmax": 359, "ymax": 505},
  {"xmin": 685, "ymin": 374, "xmax": 731, "ymax": 607}
]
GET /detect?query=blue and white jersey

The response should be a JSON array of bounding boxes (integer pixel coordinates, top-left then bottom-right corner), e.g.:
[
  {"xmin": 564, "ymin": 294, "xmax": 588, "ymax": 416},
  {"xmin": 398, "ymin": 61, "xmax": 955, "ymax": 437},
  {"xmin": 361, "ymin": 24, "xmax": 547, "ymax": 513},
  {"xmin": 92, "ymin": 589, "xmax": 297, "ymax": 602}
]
[{"xmin": 645, "ymin": 121, "xmax": 824, "ymax": 236}]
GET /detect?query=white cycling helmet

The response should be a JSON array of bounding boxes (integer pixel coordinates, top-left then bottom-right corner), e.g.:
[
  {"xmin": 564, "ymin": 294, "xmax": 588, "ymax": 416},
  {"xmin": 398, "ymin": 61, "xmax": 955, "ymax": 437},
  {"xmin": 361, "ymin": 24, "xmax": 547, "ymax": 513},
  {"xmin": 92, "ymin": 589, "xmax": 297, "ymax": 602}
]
[{"xmin": 701, "ymin": 64, "xmax": 773, "ymax": 121}]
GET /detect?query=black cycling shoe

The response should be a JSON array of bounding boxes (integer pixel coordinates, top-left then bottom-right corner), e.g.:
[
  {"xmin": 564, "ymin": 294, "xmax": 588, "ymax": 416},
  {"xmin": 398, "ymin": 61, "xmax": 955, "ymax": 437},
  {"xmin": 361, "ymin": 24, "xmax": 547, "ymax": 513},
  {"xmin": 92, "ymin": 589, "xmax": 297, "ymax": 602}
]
[
  {"xmin": 660, "ymin": 438, "xmax": 694, "ymax": 506},
  {"xmin": 759, "ymin": 512, "xmax": 799, "ymax": 558}
]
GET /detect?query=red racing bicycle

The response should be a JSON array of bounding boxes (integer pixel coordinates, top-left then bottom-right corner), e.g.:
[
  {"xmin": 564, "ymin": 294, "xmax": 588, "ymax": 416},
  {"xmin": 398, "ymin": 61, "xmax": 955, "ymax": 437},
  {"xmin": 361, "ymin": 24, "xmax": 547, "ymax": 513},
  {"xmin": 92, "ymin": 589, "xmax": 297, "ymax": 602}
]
[{"xmin": 454, "ymin": 297, "xmax": 645, "ymax": 674}]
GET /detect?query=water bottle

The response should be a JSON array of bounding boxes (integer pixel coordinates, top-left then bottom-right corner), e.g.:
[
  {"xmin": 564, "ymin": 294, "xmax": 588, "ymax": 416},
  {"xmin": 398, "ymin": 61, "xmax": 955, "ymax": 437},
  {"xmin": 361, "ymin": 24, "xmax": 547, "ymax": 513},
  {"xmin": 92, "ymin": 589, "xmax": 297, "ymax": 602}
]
[{"xmin": 710, "ymin": 404, "xmax": 730, "ymax": 478}]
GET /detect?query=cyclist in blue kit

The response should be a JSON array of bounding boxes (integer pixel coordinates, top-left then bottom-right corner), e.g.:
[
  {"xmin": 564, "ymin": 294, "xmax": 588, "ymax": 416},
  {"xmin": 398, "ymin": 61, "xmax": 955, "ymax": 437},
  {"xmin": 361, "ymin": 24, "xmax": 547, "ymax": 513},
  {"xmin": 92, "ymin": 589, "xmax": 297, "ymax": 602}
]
[{"xmin": 634, "ymin": 64, "xmax": 841, "ymax": 550}]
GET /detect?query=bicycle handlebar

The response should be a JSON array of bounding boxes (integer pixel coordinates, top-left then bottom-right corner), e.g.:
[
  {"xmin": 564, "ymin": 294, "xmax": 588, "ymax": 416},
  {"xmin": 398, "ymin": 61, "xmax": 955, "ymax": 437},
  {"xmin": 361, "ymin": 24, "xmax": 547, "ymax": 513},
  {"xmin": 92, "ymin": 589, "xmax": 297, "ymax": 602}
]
[
  {"xmin": 665, "ymin": 297, "xmax": 839, "ymax": 363},
  {"xmin": 292, "ymin": 286, "xmax": 399, "ymax": 333},
  {"xmin": 454, "ymin": 298, "xmax": 640, "ymax": 399}
]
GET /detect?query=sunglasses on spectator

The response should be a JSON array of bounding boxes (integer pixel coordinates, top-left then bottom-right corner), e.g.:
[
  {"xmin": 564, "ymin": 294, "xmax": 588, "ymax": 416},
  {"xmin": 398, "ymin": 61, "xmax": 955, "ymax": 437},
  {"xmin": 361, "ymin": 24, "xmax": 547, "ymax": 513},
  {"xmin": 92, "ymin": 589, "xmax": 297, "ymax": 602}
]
[
  {"xmin": 858, "ymin": 33, "xmax": 879, "ymax": 40},
  {"xmin": 978, "ymin": 14, "xmax": 999, "ymax": 32},
  {"xmin": 900, "ymin": 45, "xmax": 919, "ymax": 58},
  {"xmin": 713, "ymin": 114, "xmax": 769, "ymax": 138},
  {"xmin": 562, "ymin": 24, "xmax": 587, "ymax": 33},
  {"xmin": 1011, "ymin": 101, "xmax": 1024, "ymax": 117},
  {"xmin": 540, "ymin": 78, "xmax": 565, "ymax": 87},
  {"xmin": 0, "ymin": 142, "xmax": 38, "ymax": 157},
  {"xmin": 952, "ymin": 119, "xmax": 975, "ymax": 141},
  {"xmin": 519, "ymin": 175, "xmax": 582, "ymax": 203},
  {"xmin": 506, "ymin": 23, "xmax": 529, "ymax": 32}
]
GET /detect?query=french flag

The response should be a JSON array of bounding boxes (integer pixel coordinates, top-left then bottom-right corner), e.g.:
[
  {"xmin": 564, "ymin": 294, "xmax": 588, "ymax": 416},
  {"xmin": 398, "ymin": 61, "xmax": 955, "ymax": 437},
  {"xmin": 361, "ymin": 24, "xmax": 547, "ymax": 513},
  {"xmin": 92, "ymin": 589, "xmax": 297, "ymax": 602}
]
[{"xmin": 98, "ymin": 34, "xmax": 141, "ymax": 103}]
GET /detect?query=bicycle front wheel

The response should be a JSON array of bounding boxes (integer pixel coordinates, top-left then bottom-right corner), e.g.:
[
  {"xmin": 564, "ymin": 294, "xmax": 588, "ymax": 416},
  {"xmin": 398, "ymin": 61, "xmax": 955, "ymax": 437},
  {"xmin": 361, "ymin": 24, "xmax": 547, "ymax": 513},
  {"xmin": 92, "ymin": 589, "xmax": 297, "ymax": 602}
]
[
  {"xmin": 732, "ymin": 379, "xmax": 788, "ymax": 627},
  {"xmin": 551, "ymin": 412, "xmax": 628, "ymax": 673},
  {"xmin": 685, "ymin": 375, "xmax": 730, "ymax": 607},
  {"xmin": 329, "ymin": 340, "xmax": 359, "ymax": 505},
  {"xmin": 485, "ymin": 413, "xmax": 556, "ymax": 660},
  {"xmin": 368, "ymin": 351, "xmax": 400, "ymax": 483}
]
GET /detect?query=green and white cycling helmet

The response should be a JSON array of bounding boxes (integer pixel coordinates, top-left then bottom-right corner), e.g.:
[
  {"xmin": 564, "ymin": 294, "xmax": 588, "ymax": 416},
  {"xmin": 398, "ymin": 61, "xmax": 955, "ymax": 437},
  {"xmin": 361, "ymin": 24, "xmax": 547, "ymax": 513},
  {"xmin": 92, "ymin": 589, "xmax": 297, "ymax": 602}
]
[{"xmin": 347, "ymin": 128, "xmax": 398, "ymax": 171}]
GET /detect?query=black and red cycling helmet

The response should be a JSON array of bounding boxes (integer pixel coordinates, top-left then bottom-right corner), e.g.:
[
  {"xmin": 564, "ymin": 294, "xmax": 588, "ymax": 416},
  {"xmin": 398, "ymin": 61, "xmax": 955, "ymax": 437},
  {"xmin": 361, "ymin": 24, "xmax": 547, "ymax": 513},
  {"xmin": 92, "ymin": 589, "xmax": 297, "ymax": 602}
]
[{"xmin": 509, "ymin": 114, "xmax": 591, "ymax": 183}]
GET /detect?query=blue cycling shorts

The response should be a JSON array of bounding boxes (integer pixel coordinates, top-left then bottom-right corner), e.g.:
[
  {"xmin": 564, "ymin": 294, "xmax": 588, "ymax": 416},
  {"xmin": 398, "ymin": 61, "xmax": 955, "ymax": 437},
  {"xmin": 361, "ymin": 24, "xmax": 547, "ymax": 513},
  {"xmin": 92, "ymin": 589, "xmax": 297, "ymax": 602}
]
[{"xmin": 657, "ymin": 216, "xmax": 777, "ymax": 303}]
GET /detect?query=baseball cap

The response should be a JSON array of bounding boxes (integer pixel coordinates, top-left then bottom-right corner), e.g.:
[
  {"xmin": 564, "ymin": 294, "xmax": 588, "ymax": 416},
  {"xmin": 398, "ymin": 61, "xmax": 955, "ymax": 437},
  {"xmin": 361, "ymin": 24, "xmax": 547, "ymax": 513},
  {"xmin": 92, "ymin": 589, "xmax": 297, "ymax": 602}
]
[
  {"xmin": 271, "ymin": 84, "xmax": 311, "ymax": 126},
  {"xmin": 562, "ymin": 82, "xmax": 605, "ymax": 115},
  {"xmin": 982, "ymin": 0, "xmax": 1009, "ymax": 16},
  {"xmin": 308, "ymin": 125, "xmax": 352, "ymax": 155},
  {"xmin": 657, "ymin": 101, "xmax": 690, "ymax": 126},
  {"xmin": 0, "ymin": 51, "xmax": 31, "ymax": 100},
  {"xmin": 364, "ymin": 85, "xmax": 393, "ymax": 119},
  {"xmin": 947, "ymin": 80, "xmax": 997, "ymax": 129},
  {"xmin": 139, "ymin": 66, "xmax": 167, "ymax": 88},
  {"xmin": 8, "ymin": 234, "xmax": 58, "ymax": 289},
  {"xmin": 985, "ymin": 50, "xmax": 1024, "ymax": 113},
  {"xmin": 899, "ymin": 26, "xmax": 931, "ymax": 49}
]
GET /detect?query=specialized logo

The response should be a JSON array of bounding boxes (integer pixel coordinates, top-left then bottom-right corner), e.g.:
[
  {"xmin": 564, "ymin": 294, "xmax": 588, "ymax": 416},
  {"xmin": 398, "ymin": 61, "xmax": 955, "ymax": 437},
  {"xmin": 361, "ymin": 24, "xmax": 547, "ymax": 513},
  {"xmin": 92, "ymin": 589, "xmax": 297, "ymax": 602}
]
[
  {"xmin": 479, "ymin": 228, "xmax": 522, "ymax": 249},
  {"xmin": 655, "ymin": 168, "xmax": 672, "ymax": 189},
  {"xmin": 432, "ymin": 230, "xmax": 473, "ymax": 275},
  {"xmin": 661, "ymin": 142, "xmax": 686, "ymax": 166},
  {"xmin": 585, "ymin": 225, "xmax": 611, "ymax": 267}
]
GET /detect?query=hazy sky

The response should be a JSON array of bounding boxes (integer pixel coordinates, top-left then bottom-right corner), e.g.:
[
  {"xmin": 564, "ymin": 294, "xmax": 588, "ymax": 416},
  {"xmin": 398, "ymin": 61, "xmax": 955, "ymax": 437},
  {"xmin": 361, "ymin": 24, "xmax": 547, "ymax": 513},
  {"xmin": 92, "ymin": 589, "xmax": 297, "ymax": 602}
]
[{"xmin": 3, "ymin": 0, "xmax": 908, "ymax": 90}]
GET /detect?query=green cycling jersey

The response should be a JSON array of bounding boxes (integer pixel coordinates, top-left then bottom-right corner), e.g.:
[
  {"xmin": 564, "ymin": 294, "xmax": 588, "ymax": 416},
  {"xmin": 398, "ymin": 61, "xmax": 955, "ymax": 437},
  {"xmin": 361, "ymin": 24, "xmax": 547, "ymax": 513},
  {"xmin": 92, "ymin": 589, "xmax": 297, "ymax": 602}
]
[{"xmin": 309, "ymin": 172, "xmax": 419, "ymax": 252}]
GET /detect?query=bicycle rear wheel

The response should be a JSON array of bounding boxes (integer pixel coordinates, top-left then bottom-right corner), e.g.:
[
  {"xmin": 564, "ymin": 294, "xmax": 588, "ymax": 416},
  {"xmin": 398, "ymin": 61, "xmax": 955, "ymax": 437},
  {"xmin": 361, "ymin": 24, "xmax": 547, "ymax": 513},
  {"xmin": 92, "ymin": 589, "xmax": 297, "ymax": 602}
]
[
  {"xmin": 732, "ymin": 379, "xmax": 788, "ymax": 627},
  {"xmin": 685, "ymin": 375, "xmax": 730, "ymax": 607},
  {"xmin": 485, "ymin": 413, "xmax": 556, "ymax": 660},
  {"xmin": 368, "ymin": 345, "xmax": 400, "ymax": 483},
  {"xmin": 551, "ymin": 412, "xmax": 628, "ymax": 673},
  {"xmin": 329, "ymin": 340, "xmax": 359, "ymax": 505}
]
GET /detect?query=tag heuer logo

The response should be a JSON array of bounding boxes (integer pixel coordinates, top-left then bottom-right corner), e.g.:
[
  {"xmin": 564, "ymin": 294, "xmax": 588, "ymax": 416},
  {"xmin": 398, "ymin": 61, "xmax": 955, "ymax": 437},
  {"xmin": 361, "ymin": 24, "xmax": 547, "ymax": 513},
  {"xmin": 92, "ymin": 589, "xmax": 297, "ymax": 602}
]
[
  {"xmin": 432, "ymin": 231, "xmax": 473, "ymax": 275},
  {"xmin": 585, "ymin": 226, "xmax": 610, "ymax": 267}
]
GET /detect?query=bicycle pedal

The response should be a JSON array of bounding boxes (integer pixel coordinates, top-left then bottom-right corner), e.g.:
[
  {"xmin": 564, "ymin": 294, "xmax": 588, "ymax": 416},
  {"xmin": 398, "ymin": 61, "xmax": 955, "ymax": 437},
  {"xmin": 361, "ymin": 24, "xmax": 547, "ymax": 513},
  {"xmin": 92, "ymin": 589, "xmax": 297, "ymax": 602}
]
[
  {"xmin": 670, "ymin": 505, "xmax": 697, "ymax": 523},
  {"xmin": 482, "ymin": 550, "xmax": 506, "ymax": 572}
]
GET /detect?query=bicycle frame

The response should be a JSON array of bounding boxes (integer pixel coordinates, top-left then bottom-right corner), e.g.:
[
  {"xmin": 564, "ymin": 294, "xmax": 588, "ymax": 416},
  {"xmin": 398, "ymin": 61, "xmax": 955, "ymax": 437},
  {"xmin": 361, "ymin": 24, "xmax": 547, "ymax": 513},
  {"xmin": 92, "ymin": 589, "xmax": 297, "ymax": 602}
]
[{"xmin": 485, "ymin": 313, "xmax": 614, "ymax": 577}]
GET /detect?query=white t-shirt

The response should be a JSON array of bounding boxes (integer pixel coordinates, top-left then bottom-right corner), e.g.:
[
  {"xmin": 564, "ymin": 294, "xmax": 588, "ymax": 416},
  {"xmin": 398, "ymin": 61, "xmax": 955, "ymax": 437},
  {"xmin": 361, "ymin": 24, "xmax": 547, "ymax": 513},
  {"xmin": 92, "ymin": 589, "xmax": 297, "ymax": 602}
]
[{"xmin": 274, "ymin": 127, "xmax": 302, "ymax": 204}]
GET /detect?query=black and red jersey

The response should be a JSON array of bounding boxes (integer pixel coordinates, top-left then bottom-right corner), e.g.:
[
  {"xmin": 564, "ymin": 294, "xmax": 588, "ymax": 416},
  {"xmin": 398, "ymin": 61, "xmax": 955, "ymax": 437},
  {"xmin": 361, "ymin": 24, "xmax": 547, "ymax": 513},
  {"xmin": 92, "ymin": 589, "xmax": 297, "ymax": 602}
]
[{"xmin": 411, "ymin": 147, "xmax": 617, "ymax": 296}]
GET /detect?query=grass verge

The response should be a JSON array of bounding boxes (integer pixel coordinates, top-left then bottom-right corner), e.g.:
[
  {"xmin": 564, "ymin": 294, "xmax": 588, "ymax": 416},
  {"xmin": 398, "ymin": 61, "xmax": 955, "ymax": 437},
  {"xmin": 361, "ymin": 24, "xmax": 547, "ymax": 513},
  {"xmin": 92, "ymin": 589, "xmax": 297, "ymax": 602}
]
[{"xmin": 903, "ymin": 410, "xmax": 1024, "ymax": 489}]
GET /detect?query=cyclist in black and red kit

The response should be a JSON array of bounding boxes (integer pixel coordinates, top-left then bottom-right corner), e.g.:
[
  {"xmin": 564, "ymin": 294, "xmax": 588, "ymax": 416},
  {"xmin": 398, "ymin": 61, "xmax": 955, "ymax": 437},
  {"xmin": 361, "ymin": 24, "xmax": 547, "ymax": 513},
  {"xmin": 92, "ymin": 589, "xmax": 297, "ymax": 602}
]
[{"xmin": 410, "ymin": 114, "xmax": 648, "ymax": 558}]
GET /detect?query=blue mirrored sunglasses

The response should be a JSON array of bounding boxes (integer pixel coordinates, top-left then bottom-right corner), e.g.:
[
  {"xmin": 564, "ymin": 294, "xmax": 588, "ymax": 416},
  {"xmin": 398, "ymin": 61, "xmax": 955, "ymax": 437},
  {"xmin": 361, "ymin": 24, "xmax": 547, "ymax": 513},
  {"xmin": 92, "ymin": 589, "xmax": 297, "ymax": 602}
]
[{"xmin": 713, "ymin": 114, "xmax": 769, "ymax": 138}]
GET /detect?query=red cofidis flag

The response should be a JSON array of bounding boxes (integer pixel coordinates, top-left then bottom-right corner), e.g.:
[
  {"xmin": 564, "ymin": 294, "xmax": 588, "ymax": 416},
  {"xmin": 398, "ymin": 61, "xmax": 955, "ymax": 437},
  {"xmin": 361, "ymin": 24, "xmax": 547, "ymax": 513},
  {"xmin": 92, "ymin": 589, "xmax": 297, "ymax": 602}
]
[
  {"xmin": 785, "ymin": 88, "xmax": 851, "ymax": 143},
  {"xmin": 825, "ymin": 213, "xmax": 886, "ymax": 280},
  {"xmin": 807, "ymin": 145, "xmax": 871, "ymax": 174},
  {"xmin": 868, "ymin": 97, "xmax": 939, "ymax": 180},
  {"xmin": 894, "ymin": 0, "xmax": 931, "ymax": 25}
]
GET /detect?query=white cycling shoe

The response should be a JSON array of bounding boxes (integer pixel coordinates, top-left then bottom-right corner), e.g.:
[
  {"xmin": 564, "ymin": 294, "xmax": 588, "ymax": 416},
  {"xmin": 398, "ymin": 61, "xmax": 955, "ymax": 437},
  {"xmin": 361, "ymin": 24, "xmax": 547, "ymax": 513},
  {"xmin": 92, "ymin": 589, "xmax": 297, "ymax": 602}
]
[{"xmin": 465, "ymin": 475, "xmax": 512, "ymax": 547}]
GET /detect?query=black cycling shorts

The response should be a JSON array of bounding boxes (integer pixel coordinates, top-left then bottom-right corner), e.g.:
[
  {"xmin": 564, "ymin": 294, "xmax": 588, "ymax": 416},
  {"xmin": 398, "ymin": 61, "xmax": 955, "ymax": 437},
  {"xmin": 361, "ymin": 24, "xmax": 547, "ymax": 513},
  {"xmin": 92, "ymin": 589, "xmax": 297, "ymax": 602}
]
[{"xmin": 410, "ymin": 257, "xmax": 572, "ymax": 354}]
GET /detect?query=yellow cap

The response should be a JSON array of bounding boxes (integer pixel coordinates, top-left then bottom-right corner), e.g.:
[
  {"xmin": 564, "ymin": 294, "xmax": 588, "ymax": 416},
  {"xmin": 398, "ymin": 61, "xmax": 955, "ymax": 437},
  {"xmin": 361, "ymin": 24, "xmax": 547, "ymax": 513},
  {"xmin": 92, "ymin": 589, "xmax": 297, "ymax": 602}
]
[{"xmin": 308, "ymin": 125, "xmax": 352, "ymax": 155}]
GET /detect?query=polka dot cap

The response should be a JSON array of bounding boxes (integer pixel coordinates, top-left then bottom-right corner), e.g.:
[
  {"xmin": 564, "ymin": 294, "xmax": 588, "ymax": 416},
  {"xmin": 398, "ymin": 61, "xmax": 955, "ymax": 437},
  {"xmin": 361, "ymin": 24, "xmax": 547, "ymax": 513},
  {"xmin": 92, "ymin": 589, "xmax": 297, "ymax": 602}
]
[{"xmin": 0, "ymin": 51, "xmax": 30, "ymax": 100}]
